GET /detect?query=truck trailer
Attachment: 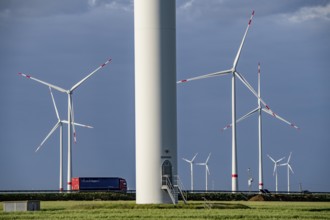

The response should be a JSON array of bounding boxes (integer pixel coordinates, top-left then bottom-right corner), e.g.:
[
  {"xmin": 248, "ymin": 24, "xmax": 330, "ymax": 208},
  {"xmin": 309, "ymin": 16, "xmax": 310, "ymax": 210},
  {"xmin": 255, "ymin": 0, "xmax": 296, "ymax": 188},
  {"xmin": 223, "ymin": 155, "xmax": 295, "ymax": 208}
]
[{"xmin": 72, "ymin": 177, "xmax": 127, "ymax": 192}]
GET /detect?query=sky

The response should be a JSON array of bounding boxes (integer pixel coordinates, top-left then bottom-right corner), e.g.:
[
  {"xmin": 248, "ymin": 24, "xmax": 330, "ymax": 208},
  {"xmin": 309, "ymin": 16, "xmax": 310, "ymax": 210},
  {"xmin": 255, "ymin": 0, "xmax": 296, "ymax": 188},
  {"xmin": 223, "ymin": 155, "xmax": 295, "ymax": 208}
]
[{"xmin": 1, "ymin": 0, "xmax": 329, "ymax": 192}]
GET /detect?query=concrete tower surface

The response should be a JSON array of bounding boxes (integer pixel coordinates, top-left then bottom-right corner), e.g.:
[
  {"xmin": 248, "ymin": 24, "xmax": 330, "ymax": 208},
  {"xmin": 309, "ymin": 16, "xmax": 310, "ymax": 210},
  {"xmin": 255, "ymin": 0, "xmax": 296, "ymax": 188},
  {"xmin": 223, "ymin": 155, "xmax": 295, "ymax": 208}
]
[{"xmin": 134, "ymin": 0, "xmax": 177, "ymax": 204}]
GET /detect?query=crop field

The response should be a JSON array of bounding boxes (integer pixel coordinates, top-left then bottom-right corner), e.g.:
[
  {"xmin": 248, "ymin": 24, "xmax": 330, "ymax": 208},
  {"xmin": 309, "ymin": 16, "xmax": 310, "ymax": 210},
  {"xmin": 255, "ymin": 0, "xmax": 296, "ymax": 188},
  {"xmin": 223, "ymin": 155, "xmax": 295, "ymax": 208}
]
[{"xmin": 1, "ymin": 200, "xmax": 330, "ymax": 219}]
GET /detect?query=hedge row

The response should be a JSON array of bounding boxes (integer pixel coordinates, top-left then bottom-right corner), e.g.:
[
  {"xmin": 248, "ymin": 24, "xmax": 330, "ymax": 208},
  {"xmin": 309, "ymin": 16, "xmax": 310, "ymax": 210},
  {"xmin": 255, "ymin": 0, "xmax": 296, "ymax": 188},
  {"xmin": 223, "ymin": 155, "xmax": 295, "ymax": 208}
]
[
  {"xmin": 1, "ymin": 192, "xmax": 329, "ymax": 202},
  {"xmin": 181, "ymin": 192, "xmax": 330, "ymax": 202},
  {"xmin": 0, "ymin": 192, "xmax": 135, "ymax": 201},
  {"xmin": 268, "ymin": 193, "xmax": 330, "ymax": 202},
  {"xmin": 182, "ymin": 192, "xmax": 250, "ymax": 201}
]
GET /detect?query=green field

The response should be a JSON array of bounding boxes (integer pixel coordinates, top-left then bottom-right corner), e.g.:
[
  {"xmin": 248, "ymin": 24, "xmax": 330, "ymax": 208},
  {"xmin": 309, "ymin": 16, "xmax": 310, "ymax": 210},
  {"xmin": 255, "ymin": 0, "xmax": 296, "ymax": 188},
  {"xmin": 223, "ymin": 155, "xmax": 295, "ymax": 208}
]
[{"xmin": 1, "ymin": 200, "xmax": 330, "ymax": 219}]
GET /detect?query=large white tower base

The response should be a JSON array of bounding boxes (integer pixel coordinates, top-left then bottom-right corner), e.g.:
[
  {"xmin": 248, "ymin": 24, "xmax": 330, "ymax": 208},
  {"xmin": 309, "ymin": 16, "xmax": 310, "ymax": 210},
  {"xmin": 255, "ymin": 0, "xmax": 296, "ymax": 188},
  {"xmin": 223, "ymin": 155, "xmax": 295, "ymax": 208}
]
[{"xmin": 134, "ymin": 0, "xmax": 178, "ymax": 204}]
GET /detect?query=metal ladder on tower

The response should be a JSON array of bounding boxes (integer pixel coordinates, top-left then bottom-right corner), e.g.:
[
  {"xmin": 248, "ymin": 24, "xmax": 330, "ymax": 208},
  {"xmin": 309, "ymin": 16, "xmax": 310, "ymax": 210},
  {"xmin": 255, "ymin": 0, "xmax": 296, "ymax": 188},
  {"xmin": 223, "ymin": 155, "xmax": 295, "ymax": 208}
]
[
  {"xmin": 174, "ymin": 175, "xmax": 187, "ymax": 204},
  {"xmin": 161, "ymin": 175, "xmax": 187, "ymax": 204},
  {"xmin": 161, "ymin": 175, "xmax": 177, "ymax": 204}
]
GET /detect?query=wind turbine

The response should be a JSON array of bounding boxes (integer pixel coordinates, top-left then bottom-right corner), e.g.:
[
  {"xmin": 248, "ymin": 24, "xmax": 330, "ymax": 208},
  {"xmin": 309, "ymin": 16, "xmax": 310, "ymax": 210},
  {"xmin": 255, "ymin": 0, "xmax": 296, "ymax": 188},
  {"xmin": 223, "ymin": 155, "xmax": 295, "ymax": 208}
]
[
  {"xmin": 267, "ymin": 154, "xmax": 285, "ymax": 193},
  {"xmin": 197, "ymin": 153, "xmax": 211, "ymax": 191},
  {"xmin": 19, "ymin": 58, "xmax": 111, "ymax": 190},
  {"xmin": 177, "ymin": 11, "xmax": 278, "ymax": 192},
  {"xmin": 222, "ymin": 63, "xmax": 299, "ymax": 192},
  {"xmin": 182, "ymin": 153, "xmax": 198, "ymax": 191},
  {"xmin": 247, "ymin": 168, "xmax": 253, "ymax": 193},
  {"xmin": 279, "ymin": 152, "xmax": 294, "ymax": 194},
  {"xmin": 35, "ymin": 87, "xmax": 93, "ymax": 191}
]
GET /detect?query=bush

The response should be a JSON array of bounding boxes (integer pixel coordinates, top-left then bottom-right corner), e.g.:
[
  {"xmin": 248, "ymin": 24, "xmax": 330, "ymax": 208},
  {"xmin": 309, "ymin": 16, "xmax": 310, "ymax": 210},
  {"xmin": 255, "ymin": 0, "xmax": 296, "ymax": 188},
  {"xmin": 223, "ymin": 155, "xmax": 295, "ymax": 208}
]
[
  {"xmin": 1, "ymin": 191, "xmax": 329, "ymax": 202},
  {"xmin": 182, "ymin": 192, "xmax": 250, "ymax": 201},
  {"xmin": 0, "ymin": 192, "xmax": 135, "ymax": 201}
]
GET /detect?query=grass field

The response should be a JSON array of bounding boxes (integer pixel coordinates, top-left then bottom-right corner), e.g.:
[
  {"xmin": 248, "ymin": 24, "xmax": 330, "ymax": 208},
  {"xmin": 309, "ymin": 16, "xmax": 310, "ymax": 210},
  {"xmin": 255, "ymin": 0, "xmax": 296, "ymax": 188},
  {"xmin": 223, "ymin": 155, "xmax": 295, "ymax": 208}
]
[{"xmin": 1, "ymin": 200, "xmax": 330, "ymax": 219}]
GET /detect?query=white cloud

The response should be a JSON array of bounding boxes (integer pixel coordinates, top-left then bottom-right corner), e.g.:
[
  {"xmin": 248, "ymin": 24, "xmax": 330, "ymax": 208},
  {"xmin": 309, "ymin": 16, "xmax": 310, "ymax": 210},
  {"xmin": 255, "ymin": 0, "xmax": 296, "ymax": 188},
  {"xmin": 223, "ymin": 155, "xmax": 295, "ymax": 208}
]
[
  {"xmin": 285, "ymin": 3, "xmax": 330, "ymax": 23},
  {"xmin": 179, "ymin": 0, "xmax": 195, "ymax": 10},
  {"xmin": 88, "ymin": 0, "xmax": 97, "ymax": 7},
  {"xmin": 87, "ymin": 0, "xmax": 133, "ymax": 12},
  {"xmin": 104, "ymin": 1, "xmax": 133, "ymax": 12}
]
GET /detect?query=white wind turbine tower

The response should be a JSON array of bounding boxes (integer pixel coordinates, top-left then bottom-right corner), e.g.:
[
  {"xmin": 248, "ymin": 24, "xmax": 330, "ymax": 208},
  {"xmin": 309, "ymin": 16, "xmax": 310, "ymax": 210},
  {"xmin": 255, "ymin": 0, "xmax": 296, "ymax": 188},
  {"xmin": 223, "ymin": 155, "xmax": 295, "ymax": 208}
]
[
  {"xmin": 279, "ymin": 152, "xmax": 294, "ymax": 194},
  {"xmin": 34, "ymin": 87, "xmax": 93, "ymax": 191},
  {"xmin": 197, "ymin": 153, "xmax": 211, "ymax": 191},
  {"xmin": 178, "ymin": 11, "xmax": 278, "ymax": 192},
  {"xmin": 267, "ymin": 154, "xmax": 285, "ymax": 193},
  {"xmin": 182, "ymin": 153, "xmax": 198, "ymax": 191},
  {"xmin": 222, "ymin": 63, "xmax": 299, "ymax": 191},
  {"xmin": 19, "ymin": 58, "xmax": 111, "ymax": 190}
]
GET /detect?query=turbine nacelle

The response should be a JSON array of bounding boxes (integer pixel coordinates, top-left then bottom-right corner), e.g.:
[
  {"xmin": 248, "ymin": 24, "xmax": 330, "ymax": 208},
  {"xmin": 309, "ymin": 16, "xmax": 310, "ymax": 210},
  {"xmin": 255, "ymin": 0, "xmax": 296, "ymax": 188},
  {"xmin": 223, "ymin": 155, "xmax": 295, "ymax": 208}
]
[
  {"xmin": 182, "ymin": 153, "xmax": 198, "ymax": 164},
  {"xmin": 280, "ymin": 152, "xmax": 294, "ymax": 174},
  {"xmin": 267, "ymin": 154, "xmax": 285, "ymax": 176},
  {"xmin": 34, "ymin": 87, "xmax": 93, "ymax": 153}
]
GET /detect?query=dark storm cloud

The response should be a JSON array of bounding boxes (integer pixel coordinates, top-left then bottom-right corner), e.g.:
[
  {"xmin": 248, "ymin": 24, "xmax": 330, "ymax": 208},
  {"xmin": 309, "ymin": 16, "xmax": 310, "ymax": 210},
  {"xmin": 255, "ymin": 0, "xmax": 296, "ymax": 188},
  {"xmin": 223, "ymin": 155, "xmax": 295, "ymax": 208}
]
[{"xmin": 0, "ymin": 0, "xmax": 134, "ymax": 74}]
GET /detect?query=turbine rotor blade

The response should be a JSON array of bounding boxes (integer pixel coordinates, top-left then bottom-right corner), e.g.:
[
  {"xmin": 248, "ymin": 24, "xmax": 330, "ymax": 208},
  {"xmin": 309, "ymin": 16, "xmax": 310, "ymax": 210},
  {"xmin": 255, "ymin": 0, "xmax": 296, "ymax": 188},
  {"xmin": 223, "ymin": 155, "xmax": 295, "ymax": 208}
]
[
  {"xmin": 273, "ymin": 165, "xmax": 277, "ymax": 176},
  {"xmin": 61, "ymin": 120, "xmax": 93, "ymax": 128},
  {"xmin": 262, "ymin": 108, "xmax": 299, "ymax": 130},
  {"xmin": 288, "ymin": 164, "xmax": 294, "ymax": 174},
  {"xmin": 287, "ymin": 152, "xmax": 292, "ymax": 163},
  {"xmin": 70, "ymin": 58, "xmax": 112, "ymax": 92},
  {"xmin": 267, "ymin": 154, "xmax": 276, "ymax": 163},
  {"xmin": 206, "ymin": 153, "xmax": 211, "ymax": 163},
  {"xmin": 18, "ymin": 73, "xmax": 67, "ymax": 93},
  {"xmin": 191, "ymin": 153, "xmax": 198, "ymax": 162},
  {"xmin": 35, "ymin": 122, "xmax": 61, "ymax": 152},
  {"xmin": 235, "ymin": 71, "xmax": 274, "ymax": 114},
  {"xmin": 222, "ymin": 123, "xmax": 232, "ymax": 132},
  {"xmin": 182, "ymin": 158, "xmax": 191, "ymax": 163},
  {"xmin": 277, "ymin": 157, "xmax": 286, "ymax": 163},
  {"xmin": 221, "ymin": 107, "xmax": 259, "ymax": 131},
  {"xmin": 233, "ymin": 10, "xmax": 255, "ymax": 69},
  {"xmin": 258, "ymin": 62, "xmax": 261, "ymax": 108},
  {"xmin": 72, "ymin": 122, "xmax": 93, "ymax": 128},
  {"xmin": 206, "ymin": 165, "xmax": 210, "ymax": 175},
  {"xmin": 70, "ymin": 96, "xmax": 77, "ymax": 144},
  {"xmin": 49, "ymin": 87, "xmax": 60, "ymax": 120},
  {"xmin": 237, "ymin": 107, "xmax": 260, "ymax": 123},
  {"xmin": 177, "ymin": 69, "xmax": 231, "ymax": 84}
]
